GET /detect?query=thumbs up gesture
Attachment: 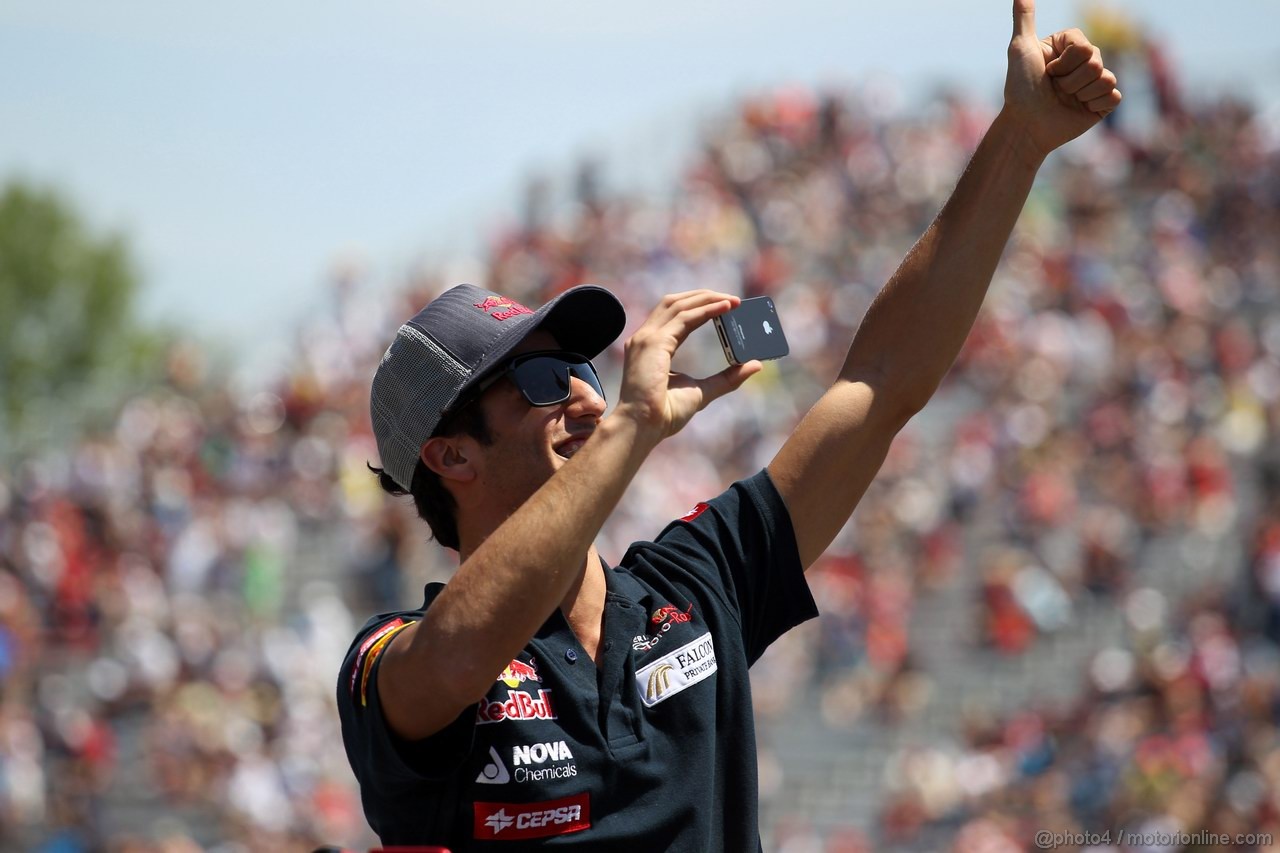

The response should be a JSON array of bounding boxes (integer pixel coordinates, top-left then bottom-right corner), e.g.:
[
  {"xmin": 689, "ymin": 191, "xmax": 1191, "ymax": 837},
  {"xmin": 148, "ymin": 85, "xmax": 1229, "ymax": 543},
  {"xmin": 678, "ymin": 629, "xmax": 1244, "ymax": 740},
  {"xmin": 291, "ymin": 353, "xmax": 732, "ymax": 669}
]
[{"xmin": 1004, "ymin": 0, "xmax": 1122, "ymax": 158}]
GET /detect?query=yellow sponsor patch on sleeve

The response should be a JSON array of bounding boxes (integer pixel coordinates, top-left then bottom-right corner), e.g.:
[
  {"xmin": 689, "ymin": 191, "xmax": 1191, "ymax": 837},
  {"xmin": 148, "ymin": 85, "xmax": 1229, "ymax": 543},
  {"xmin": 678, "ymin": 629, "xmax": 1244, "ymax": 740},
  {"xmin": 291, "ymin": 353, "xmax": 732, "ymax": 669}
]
[{"xmin": 359, "ymin": 620, "xmax": 414, "ymax": 707}]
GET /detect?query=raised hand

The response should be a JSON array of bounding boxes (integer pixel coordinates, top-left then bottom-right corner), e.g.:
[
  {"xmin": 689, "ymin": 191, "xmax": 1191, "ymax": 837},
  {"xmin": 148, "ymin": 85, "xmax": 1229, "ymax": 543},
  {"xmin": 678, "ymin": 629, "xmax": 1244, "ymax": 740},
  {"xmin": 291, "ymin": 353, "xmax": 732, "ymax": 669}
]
[
  {"xmin": 1004, "ymin": 0, "xmax": 1122, "ymax": 159},
  {"xmin": 615, "ymin": 290, "xmax": 762, "ymax": 442}
]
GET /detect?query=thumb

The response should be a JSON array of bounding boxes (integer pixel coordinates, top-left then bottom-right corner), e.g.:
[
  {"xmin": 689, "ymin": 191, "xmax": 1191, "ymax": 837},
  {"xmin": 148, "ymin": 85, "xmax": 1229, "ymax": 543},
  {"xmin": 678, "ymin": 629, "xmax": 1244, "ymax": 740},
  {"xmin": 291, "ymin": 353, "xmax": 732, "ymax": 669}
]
[
  {"xmin": 1012, "ymin": 0, "xmax": 1036, "ymax": 40},
  {"xmin": 700, "ymin": 360, "xmax": 763, "ymax": 406}
]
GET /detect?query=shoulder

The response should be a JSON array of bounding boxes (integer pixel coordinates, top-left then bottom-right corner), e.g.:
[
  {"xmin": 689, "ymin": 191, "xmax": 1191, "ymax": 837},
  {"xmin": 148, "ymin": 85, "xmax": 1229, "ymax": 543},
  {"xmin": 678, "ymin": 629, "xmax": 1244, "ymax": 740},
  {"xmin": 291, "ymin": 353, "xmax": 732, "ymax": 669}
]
[
  {"xmin": 338, "ymin": 583, "xmax": 448, "ymax": 710},
  {"xmin": 623, "ymin": 469, "xmax": 794, "ymax": 562}
]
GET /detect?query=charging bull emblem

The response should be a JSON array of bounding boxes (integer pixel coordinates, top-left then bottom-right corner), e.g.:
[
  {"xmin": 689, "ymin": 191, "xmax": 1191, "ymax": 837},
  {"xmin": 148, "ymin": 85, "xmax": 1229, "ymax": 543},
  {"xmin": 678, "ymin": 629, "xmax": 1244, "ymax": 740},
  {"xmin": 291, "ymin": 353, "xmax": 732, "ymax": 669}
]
[
  {"xmin": 474, "ymin": 296, "xmax": 533, "ymax": 321},
  {"xmin": 499, "ymin": 658, "xmax": 542, "ymax": 688}
]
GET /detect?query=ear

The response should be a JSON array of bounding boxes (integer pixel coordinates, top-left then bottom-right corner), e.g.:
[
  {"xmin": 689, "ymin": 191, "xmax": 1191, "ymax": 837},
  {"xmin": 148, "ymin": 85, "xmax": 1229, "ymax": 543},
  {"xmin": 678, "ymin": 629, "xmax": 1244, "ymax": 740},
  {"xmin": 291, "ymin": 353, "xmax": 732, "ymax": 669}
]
[{"xmin": 420, "ymin": 435, "xmax": 478, "ymax": 485}]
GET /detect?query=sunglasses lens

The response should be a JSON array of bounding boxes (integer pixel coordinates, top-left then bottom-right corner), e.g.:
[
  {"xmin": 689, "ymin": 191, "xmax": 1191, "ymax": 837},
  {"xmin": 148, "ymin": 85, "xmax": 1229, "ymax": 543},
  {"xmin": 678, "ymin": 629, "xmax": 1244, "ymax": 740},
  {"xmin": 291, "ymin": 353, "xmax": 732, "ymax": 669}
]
[{"xmin": 511, "ymin": 355, "xmax": 604, "ymax": 406}]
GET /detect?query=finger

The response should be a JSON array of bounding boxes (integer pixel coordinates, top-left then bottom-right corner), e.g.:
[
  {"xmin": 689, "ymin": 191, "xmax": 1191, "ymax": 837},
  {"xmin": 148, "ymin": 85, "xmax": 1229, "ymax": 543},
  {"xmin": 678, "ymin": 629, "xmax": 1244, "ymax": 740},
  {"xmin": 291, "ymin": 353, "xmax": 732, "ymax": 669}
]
[
  {"xmin": 649, "ymin": 290, "xmax": 738, "ymax": 326},
  {"xmin": 697, "ymin": 360, "xmax": 764, "ymax": 406},
  {"xmin": 1039, "ymin": 37, "xmax": 1054, "ymax": 65},
  {"xmin": 662, "ymin": 298, "xmax": 737, "ymax": 345},
  {"xmin": 1085, "ymin": 89, "xmax": 1122, "ymax": 114},
  {"xmin": 1051, "ymin": 50, "xmax": 1106, "ymax": 94},
  {"xmin": 1012, "ymin": 0, "xmax": 1036, "ymax": 40},
  {"xmin": 1046, "ymin": 41, "xmax": 1097, "ymax": 78},
  {"xmin": 1072, "ymin": 70, "xmax": 1118, "ymax": 103}
]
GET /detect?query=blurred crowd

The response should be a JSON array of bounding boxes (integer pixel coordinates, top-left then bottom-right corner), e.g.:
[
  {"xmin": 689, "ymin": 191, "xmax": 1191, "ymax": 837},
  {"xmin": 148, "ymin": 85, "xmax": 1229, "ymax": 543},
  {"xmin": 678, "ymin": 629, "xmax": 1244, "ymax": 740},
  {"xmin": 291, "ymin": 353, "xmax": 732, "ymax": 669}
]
[
  {"xmin": 2, "ymin": 17, "xmax": 1280, "ymax": 850},
  {"xmin": 874, "ymin": 488, "xmax": 1280, "ymax": 852}
]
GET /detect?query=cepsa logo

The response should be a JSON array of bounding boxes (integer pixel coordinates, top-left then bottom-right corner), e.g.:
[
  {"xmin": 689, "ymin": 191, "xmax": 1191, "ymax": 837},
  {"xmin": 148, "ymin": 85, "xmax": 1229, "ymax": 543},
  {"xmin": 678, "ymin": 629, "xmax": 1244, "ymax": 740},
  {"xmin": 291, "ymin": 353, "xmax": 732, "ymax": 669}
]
[
  {"xmin": 474, "ymin": 792, "xmax": 591, "ymax": 840},
  {"xmin": 473, "ymin": 295, "xmax": 534, "ymax": 322},
  {"xmin": 477, "ymin": 689, "xmax": 558, "ymax": 725}
]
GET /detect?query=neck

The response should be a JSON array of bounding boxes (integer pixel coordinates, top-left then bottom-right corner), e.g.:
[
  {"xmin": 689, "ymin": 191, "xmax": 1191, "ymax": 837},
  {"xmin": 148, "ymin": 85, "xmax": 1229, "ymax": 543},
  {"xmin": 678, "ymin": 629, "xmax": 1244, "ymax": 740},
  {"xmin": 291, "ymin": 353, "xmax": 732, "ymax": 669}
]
[{"xmin": 558, "ymin": 546, "xmax": 607, "ymax": 632}]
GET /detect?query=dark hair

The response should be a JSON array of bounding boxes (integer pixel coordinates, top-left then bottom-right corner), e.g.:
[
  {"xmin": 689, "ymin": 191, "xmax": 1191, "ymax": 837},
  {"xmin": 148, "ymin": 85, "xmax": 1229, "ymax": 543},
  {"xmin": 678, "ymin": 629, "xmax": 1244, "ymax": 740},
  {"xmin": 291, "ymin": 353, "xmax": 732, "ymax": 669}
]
[{"xmin": 369, "ymin": 401, "xmax": 493, "ymax": 551}]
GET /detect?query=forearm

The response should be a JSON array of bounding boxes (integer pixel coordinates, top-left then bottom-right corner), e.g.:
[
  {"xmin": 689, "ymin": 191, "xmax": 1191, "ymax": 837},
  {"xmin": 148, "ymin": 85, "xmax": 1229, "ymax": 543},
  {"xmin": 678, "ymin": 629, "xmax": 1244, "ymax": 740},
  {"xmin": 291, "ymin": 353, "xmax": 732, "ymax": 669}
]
[
  {"xmin": 414, "ymin": 413, "xmax": 657, "ymax": 695},
  {"xmin": 841, "ymin": 108, "xmax": 1044, "ymax": 412}
]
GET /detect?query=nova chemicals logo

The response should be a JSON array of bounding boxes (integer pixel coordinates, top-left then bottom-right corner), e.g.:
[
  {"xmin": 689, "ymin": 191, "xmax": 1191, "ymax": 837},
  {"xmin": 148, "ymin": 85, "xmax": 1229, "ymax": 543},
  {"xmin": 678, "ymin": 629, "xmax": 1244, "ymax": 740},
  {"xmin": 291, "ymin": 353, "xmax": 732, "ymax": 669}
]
[
  {"xmin": 513, "ymin": 740, "xmax": 573, "ymax": 765},
  {"xmin": 512, "ymin": 740, "xmax": 577, "ymax": 782},
  {"xmin": 475, "ymin": 747, "xmax": 510, "ymax": 785}
]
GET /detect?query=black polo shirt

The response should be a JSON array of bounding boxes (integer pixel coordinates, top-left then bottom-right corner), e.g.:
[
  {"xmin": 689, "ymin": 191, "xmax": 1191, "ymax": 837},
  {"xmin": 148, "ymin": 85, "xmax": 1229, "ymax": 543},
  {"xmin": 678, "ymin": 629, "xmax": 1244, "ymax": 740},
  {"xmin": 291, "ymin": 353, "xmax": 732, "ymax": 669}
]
[{"xmin": 337, "ymin": 469, "xmax": 818, "ymax": 850}]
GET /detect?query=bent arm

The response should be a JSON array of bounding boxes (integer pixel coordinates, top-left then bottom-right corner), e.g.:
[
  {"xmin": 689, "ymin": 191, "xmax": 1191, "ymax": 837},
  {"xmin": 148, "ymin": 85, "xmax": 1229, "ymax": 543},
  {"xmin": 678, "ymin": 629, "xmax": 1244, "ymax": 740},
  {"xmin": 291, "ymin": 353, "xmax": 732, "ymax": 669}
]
[
  {"xmin": 769, "ymin": 109, "xmax": 1043, "ymax": 569},
  {"xmin": 378, "ymin": 413, "xmax": 657, "ymax": 741},
  {"xmin": 374, "ymin": 291, "xmax": 758, "ymax": 742}
]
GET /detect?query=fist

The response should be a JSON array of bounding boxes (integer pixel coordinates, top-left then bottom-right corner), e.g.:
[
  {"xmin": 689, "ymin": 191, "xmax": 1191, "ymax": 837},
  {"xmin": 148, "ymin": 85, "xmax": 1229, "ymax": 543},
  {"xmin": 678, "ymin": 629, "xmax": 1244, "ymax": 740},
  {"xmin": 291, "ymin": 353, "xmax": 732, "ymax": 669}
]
[{"xmin": 1005, "ymin": 0, "xmax": 1122, "ymax": 158}]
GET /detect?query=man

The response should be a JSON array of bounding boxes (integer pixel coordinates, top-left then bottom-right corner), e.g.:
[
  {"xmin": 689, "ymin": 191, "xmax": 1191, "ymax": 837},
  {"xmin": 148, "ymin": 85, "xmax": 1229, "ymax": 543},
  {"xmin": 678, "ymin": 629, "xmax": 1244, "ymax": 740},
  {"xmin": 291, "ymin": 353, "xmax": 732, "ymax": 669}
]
[{"xmin": 337, "ymin": 2, "xmax": 1121, "ymax": 848}]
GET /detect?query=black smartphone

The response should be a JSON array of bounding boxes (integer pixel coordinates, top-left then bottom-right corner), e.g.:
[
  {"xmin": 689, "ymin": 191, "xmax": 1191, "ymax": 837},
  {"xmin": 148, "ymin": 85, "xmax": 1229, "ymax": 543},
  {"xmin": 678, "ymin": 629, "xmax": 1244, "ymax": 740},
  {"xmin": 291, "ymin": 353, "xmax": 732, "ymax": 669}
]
[{"xmin": 712, "ymin": 296, "xmax": 789, "ymax": 365}]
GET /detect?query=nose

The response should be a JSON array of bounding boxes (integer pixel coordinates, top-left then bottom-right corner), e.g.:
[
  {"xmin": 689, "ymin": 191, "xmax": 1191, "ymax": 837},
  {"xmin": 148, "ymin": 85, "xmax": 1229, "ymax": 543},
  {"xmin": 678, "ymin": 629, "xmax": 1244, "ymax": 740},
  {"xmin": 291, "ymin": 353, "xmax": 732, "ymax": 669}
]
[{"xmin": 563, "ymin": 375, "xmax": 607, "ymax": 421}]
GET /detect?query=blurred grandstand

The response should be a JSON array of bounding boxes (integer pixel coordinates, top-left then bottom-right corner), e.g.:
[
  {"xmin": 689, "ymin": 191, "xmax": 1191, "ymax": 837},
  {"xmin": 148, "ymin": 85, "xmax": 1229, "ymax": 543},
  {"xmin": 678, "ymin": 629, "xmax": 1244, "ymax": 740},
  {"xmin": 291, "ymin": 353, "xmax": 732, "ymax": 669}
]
[{"xmin": 3, "ymin": 26, "xmax": 1280, "ymax": 853}]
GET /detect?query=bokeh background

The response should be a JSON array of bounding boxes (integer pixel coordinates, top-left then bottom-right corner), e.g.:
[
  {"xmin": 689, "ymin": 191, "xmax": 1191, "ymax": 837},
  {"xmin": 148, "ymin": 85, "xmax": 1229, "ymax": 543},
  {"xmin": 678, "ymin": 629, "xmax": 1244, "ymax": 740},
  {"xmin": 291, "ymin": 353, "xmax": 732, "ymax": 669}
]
[{"xmin": 3, "ymin": 1, "xmax": 1280, "ymax": 850}]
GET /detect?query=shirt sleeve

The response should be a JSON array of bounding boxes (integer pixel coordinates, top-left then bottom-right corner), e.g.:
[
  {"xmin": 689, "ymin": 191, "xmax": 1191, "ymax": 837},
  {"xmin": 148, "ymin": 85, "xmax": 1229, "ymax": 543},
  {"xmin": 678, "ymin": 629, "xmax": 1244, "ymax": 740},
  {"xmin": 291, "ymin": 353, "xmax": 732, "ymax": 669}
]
[
  {"xmin": 635, "ymin": 468, "xmax": 819, "ymax": 664},
  {"xmin": 336, "ymin": 610, "xmax": 478, "ymax": 795}
]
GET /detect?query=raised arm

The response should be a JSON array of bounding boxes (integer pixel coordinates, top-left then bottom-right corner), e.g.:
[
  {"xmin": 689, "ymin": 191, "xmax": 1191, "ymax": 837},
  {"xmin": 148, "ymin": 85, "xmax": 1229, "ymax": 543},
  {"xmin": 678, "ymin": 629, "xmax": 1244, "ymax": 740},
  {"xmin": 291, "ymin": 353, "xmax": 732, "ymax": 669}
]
[
  {"xmin": 376, "ymin": 291, "xmax": 761, "ymax": 741},
  {"xmin": 768, "ymin": 0, "xmax": 1121, "ymax": 569}
]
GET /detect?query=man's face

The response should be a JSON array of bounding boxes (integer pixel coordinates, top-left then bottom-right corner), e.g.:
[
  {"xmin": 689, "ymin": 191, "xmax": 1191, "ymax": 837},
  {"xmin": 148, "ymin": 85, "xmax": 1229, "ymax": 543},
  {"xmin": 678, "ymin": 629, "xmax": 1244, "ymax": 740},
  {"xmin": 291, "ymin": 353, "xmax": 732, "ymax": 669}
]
[{"xmin": 469, "ymin": 330, "xmax": 607, "ymax": 515}]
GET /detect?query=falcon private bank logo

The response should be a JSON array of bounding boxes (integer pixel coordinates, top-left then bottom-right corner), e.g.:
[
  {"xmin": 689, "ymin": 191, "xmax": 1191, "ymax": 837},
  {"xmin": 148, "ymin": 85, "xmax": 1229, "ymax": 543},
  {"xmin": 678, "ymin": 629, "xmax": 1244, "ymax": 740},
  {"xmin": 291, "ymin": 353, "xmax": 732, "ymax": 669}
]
[{"xmin": 474, "ymin": 295, "xmax": 533, "ymax": 321}]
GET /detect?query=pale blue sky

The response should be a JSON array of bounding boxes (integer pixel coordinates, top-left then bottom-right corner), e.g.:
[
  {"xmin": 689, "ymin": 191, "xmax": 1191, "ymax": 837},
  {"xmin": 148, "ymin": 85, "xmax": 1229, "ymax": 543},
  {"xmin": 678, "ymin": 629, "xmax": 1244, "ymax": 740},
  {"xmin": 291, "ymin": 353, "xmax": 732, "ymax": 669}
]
[{"xmin": 3, "ymin": 1, "xmax": 1277, "ymax": 379}]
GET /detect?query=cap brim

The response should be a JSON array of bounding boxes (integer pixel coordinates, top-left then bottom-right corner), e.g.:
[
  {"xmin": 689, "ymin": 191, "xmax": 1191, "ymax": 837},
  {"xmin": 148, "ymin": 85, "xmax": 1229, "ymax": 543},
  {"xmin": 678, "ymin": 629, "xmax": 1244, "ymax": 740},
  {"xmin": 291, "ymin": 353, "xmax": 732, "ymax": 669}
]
[{"xmin": 532, "ymin": 285, "xmax": 626, "ymax": 359}]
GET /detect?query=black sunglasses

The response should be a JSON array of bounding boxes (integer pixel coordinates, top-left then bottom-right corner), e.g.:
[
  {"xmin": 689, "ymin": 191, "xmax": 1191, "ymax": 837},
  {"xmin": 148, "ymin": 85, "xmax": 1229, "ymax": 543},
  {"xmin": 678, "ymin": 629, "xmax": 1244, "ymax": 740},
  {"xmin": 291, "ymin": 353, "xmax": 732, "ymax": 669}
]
[{"xmin": 459, "ymin": 350, "xmax": 606, "ymax": 411}]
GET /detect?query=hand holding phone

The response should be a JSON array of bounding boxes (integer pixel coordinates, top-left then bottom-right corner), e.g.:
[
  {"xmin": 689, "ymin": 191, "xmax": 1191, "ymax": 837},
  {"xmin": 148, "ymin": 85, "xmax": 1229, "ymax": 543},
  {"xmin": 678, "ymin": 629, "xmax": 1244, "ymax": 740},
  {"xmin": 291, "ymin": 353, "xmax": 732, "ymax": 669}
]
[{"xmin": 712, "ymin": 296, "xmax": 789, "ymax": 365}]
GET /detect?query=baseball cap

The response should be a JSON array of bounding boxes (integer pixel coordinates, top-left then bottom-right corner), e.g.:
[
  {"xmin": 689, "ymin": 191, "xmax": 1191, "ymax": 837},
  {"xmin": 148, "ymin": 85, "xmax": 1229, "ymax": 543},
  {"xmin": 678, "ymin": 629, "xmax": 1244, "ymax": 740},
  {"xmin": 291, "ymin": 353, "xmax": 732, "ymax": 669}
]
[{"xmin": 370, "ymin": 283, "xmax": 626, "ymax": 491}]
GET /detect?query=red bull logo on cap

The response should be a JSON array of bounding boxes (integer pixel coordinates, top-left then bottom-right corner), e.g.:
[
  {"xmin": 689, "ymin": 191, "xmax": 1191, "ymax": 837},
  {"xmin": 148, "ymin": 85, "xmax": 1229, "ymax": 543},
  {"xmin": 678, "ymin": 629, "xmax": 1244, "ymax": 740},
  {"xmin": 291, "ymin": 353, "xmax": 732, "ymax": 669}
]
[
  {"xmin": 499, "ymin": 657, "xmax": 542, "ymax": 689},
  {"xmin": 474, "ymin": 295, "xmax": 533, "ymax": 321}
]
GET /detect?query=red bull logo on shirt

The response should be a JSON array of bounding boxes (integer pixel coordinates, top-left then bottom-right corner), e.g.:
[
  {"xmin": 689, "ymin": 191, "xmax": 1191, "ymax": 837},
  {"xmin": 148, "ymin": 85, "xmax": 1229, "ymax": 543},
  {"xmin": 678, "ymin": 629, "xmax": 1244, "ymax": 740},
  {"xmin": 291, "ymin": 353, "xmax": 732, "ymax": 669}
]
[
  {"xmin": 498, "ymin": 657, "xmax": 542, "ymax": 688},
  {"xmin": 477, "ymin": 689, "xmax": 558, "ymax": 725}
]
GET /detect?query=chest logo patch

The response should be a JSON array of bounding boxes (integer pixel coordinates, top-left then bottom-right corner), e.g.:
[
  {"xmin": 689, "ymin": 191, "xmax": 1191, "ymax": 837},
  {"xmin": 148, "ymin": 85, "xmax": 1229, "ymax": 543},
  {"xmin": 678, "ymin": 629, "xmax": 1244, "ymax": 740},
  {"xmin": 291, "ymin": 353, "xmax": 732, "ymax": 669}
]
[
  {"xmin": 632, "ymin": 602, "xmax": 695, "ymax": 652},
  {"xmin": 473, "ymin": 792, "xmax": 591, "ymax": 840},
  {"xmin": 498, "ymin": 657, "xmax": 541, "ymax": 688},
  {"xmin": 476, "ymin": 746, "xmax": 511, "ymax": 784},
  {"xmin": 476, "ymin": 689, "xmax": 558, "ymax": 725},
  {"xmin": 634, "ymin": 631, "xmax": 717, "ymax": 707}
]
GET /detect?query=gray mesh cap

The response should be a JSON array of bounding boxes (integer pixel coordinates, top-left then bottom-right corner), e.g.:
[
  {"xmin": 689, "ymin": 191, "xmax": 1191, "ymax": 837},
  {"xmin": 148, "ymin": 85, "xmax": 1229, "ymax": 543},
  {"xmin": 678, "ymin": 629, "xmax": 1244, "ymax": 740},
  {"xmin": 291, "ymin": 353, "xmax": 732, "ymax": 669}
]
[{"xmin": 370, "ymin": 283, "xmax": 626, "ymax": 490}]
